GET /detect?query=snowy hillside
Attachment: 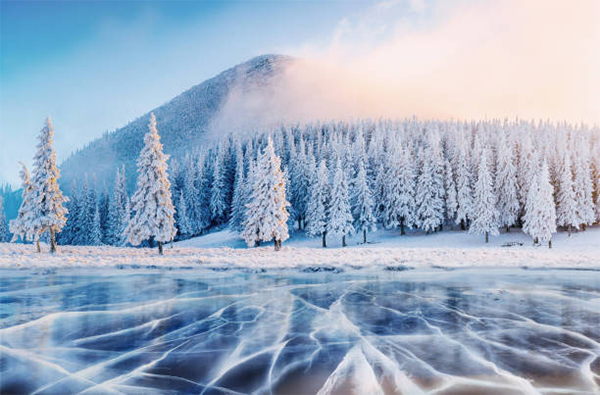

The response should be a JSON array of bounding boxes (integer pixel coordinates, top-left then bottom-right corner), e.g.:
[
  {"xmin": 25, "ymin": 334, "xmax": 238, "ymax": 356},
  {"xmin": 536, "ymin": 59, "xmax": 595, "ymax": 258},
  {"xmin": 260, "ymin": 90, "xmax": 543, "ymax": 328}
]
[{"xmin": 59, "ymin": 54, "xmax": 293, "ymax": 191}]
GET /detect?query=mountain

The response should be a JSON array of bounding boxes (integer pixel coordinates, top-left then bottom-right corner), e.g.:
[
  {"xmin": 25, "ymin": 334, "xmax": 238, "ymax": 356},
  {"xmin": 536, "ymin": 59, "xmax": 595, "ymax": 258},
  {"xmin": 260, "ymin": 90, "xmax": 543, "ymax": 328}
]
[{"xmin": 59, "ymin": 54, "xmax": 293, "ymax": 191}]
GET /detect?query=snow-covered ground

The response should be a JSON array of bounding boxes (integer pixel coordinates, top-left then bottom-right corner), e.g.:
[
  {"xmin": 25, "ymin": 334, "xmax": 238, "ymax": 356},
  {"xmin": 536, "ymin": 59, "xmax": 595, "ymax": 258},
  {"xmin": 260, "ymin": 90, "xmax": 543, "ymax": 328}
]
[{"xmin": 1, "ymin": 226, "xmax": 598, "ymax": 270}]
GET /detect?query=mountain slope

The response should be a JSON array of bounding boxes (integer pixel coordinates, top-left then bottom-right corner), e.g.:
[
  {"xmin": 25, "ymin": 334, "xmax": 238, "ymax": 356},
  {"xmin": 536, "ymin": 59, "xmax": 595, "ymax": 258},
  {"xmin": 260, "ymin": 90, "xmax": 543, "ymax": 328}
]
[{"xmin": 60, "ymin": 54, "xmax": 293, "ymax": 190}]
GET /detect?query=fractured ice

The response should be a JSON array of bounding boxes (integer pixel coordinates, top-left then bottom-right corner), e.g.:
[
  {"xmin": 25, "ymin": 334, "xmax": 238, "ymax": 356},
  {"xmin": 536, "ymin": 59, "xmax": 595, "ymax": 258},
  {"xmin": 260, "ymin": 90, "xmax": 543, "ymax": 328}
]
[{"xmin": 1, "ymin": 268, "xmax": 599, "ymax": 394}]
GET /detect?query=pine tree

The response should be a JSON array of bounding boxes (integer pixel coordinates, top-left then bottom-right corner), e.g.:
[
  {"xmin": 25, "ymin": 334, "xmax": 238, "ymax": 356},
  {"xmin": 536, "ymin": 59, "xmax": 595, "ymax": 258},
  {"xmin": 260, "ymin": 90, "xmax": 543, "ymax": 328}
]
[
  {"xmin": 455, "ymin": 146, "xmax": 474, "ymax": 230},
  {"xmin": 572, "ymin": 149, "xmax": 595, "ymax": 229},
  {"xmin": 107, "ymin": 166, "xmax": 130, "ymax": 246},
  {"xmin": 125, "ymin": 113, "xmax": 177, "ymax": 254},
  {"xmin": 306, "ymin": 160, "xmax": 330, "ymax": 247},
  {"xmin": 443, "ymin": 157, "xmax": 458, "ymax": 225},
  {"xmin": 469, "ymin": 147, "xmax": 499, "ymax": 242},
  {"xmin": 229, "ymin": 149, "xmax": 246, "ymax": 232},
  {"xmin": 177, "ymin": 190, "xmax": 193, "ymax": 238},
  {"xmin": 9, "ymin": 162, "xmax": 38, "ymax": 244},
  {"xmin": 416, "ymin": 146, "xmax": 444, "ymax": 233},
  {"xmin": 495, "ymin": 134, "xmax": 519, "ymax": 232},
  {"xmin": 523, "ymin": 161, "xmax": 557, "ymax": 247},
  {"xmin": 90, "ymin": 202, "xmax": 102, "ymax": 246},
  {"xmin": 289, "ymin": 140, "xmax": 311, "ymax": 229},
  {"xmin": 556, "ymin": 154, "xmax": 579, "ymax": 236},
  {"xmin": 241, "ymin": 137, "xmax": 290, "ymax": 250},
  {"xmin": 352, "ymin": 158, "xmax": 376, "ymax": 243},
  {"xmin": 0, "ymin": 197, "xmax": 8, "ymax": 242},
  {"xmin": 385, "ymin": 145, "xmax": 416, "ymax": 235},
  {"xmin": 328, "ymin": 159, "xmax": 354, "ymax": 247},
  {"xmin": 29, "ymin": 117, "xmax": 69, "ymax": 253},
  {"xmin": 210, "ymin": 141, "xmax": 230, "ymax": 224}
]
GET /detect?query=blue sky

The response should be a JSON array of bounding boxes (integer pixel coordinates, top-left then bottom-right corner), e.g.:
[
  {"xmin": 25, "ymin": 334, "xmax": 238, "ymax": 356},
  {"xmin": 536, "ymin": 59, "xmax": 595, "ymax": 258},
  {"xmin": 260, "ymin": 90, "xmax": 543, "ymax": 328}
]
[
  {"xmin": 1, "ymin": 0, "xmax": 598, "ymax": 186},
  {"xmin": 0, "ymin": 0, "xmax": 372, "ymax": 185}
]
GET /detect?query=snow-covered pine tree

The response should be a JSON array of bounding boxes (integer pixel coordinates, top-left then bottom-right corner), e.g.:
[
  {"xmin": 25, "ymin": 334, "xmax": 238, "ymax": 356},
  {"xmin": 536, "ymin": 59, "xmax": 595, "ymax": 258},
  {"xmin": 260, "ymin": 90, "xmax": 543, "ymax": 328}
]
[
  {"xmin": 90, "ymin": 202, "xmax": 102, "ymax": 246},
  {"xmin": 328, "ymin": 159, "xmax": 354, "ymax": 247},
  {"xmin": 572, "ymin": 146, "xmax": 595, "ymax": 230},
  {"xmin": 59, "ymin": 180, "xmax": 79, "ymax": 245},
  {"xmin": 416, "ymin": 145, "xmax": 444, "ymax": 233},
  {"xmin": 306, "ymin": 160, "xmax": 330, "ymax": 247},
  {"xmin": 177, "ymin": 190, "xmax": 193, "ymax": 238},
  {"xmin": 241, "ymin": 137, "xmax": 290, "ymax": 250},
  {"xmin": 352, "ymin": 158, "xmax": 376, "ymax": 243},
  {"xmin": 289, "ymin": 139, "xmax": 311, "ymax": 230},
  {"xmin": 455, "ymin": 140, "xmax": 474, "ymax": 230},
  {"xmin": 98, "ymin": 182, "xmax": 110, "ymax": 244},
  {"xmin": 0, "ymin": 197, "xmax": 8, "ymax": 242},
  {"xmin": 523, "ymin": 161, "xmax": 557, "ymax": 248},
  {"xmin": 556, "ymin": 153, "xmax": 580, "ymax": 236},
  {"xmin": 124, "ymin": 113, "xmax": 177, "ymax": 254},
  {"xmin": 210, "ymin": 141, "xmax": 230, "ymax": 225},
  {"xmin": 10, "ymin": 162, "xmax": 38, "ymax": 245},
  {"xmin": 107, "ymin": 166, "xmax": 130, "ymax": 246},
  {"xmin": 443, "ymin": 156, "xmax": 458, "ymax": 225},
  {"xmin": 229, "ymin": 148, "xmax": 246, "ymax": 233},
  {"xmin": 495, "ymin": 134, "xmax": 519, "ymax": 232},
  {"xmin": 29, "ymin": 117, "xmax": 69, "ymax": 253},
  {"xmin": 469, "ymin": 147, "xmax": 499, "ymax": 242}
]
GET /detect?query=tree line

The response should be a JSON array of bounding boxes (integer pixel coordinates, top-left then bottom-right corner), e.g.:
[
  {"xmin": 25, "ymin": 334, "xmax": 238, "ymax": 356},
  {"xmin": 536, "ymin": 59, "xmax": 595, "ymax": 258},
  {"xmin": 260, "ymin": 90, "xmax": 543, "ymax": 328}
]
[{"xmin": 4, "ymin": 116, "xmax": 600, "ymax": 253}]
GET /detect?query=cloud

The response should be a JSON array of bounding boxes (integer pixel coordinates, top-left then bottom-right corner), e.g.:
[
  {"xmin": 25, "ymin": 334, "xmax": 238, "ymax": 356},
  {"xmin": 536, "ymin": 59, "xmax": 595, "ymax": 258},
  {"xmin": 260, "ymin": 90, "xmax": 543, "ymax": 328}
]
[{"xmin": 213, "ymin": 0, "xmax": 600, "ymax": 134}]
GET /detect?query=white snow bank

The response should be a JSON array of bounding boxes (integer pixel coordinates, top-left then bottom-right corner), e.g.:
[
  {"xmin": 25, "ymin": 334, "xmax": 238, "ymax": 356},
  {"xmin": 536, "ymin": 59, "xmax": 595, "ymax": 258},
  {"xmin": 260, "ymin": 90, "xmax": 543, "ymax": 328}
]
[{"xmin": 1, "ymin": 227, "xmax": 598, "ymax": 270}]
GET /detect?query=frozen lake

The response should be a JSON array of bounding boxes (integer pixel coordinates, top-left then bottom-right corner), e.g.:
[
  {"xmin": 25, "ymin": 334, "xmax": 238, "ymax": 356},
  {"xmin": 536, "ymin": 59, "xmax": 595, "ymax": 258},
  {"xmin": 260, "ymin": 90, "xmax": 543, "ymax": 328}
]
[{"xmin": 1, "ymin": 268, "xmax": 599, "ymax": 394}]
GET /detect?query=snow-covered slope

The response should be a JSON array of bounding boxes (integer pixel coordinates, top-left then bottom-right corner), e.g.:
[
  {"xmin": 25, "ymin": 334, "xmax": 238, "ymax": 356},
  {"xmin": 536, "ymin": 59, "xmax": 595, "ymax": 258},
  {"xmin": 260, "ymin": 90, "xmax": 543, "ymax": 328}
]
[
  {"xmin": 59, "ymin": 54, "xmax": 293, "ymax": 191},
  {"xmin": 1, "ymin": 227, "xmax": 598, "ymax": 270}
]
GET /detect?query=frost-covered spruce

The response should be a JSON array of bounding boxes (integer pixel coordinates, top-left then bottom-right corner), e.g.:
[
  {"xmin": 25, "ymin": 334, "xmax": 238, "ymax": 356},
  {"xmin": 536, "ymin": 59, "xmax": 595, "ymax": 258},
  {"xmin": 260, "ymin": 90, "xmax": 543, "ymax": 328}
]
[
  {"xmin": 523, "ymin": 161, "xmax": 557, "ymax": 247},
  {"xmin": 28, "ymin": 117, "xmax": 69, "ymax": 253},
  {"xmin": 241, "ymin": 137, "xmax": 290, "ymax": 250},
  {"xmin": 107, "ymin": 166, "xmax": 130, "ymax": 246},
  {"xmin": 572, "ymin": 147, "xmax": 595, "ymax": 229},
  {"xmin": 469, "ymin": 147, "xmax": 499, "ymax": 243},
  {"xmin": 210, "ymin": 141, "xmax": 230, "ymax": 225},
  {"xmin": 306, "ymin": 160, "xmax": 330, "ymax": 247},
  {"xmin": 229, "ymin": 148, "xmax": 247, "ymax": 233},
  {"xmin": 9, "ymin": 162, "xmax": 38, "ymax": 245},
  {"xmin": 443, "ymin": 156, "xmax": 458, "ymax": 224},
  {"xmin": 382, "ymin": 145, "xmax": 415, "ymax": 234},
  {"xmin": 328, "ymin": 159, "xmax": 354, "ymax": 247},
  {"xmin": 125, "ymin": 113, "xmax": 177, "ymax": 255},
  {"xmin": 495, "ymin": 134, "xmax": 519, "ymax": 232},
  {"xmin": 455, "ymin": 144, "xmax": 473, "ymax": 230},
  {"xmin": 90, "ymin": 202, "xmax": 102, "ymax": 246},
  {"xmin": 177, "ymin": 190, "xmax": 193, "ymax": 238},
  {"xmin": 416, "ymin": 145, "xmax": 444, "ymax": 233},
  {"xmin": 352, "ymin": 158, "xmax": 376, "ymax": 243},
  {"xmin": 289, "ymin": 139, "xmax": 311, "ymax": 230},
  {"xmin": 0, "ymin": 197, "xmax": 8, "ymax": 242},
  {"xmin": 556, "ymin": 154, "xmax": 580, "ymax": 236}
]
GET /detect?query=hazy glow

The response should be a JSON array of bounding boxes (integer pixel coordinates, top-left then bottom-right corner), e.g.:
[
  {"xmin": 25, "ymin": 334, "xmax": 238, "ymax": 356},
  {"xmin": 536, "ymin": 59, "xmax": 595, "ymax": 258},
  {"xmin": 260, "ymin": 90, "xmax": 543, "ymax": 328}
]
[{"xmin": 214, "ymin": 0, "xmax": 600, "ymax": 132}]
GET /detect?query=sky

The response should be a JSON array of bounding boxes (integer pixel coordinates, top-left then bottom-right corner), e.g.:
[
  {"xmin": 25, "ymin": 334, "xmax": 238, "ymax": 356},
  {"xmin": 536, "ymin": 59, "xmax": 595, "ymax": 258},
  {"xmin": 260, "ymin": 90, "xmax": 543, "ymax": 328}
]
[{"xmin": 1, "ymin": 0, "xmax": 599, "ymax": 186}]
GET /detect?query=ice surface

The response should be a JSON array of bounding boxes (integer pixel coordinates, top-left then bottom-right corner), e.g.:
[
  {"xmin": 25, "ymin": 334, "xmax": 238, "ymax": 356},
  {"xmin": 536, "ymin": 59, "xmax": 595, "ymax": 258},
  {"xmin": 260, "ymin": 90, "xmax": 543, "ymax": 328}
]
[{"xmin": 1, "ymin": 268, "xmax": 599, "ymax": 394}]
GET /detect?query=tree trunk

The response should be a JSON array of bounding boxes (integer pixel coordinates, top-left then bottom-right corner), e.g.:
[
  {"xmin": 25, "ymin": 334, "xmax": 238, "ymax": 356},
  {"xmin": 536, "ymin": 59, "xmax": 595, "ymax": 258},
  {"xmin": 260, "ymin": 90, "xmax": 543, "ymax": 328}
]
[
  {"xmin": 460, "ymin": 219, "xmax": 465, "ymax": 231},
  {"xmin": 363, "ymin": 229, "xmax": 367, "ymax": 244},
  {"xmin": 342, "ymin": 235, "xmax": 346, "ymax": 247},
  {"xmin": 36, "ymin": 237, "xmax": 41, "ymax": 253},
  {"xmin": 534, "ymin": 237, "xmax": 539, "ymax": 245},
  {"xmin": 485, "ymin": 232, "xmax": 489, "ymax": 243},
  {"xmin": 582, "ymin": 223, "xmax": 587, "ymax": 231},
  {"xmin": 400, "ymin": 218, "xmax": 405, "ymax": 236},
  {"xmin": 274, "ymin": 239, "xmax": 281, "ymax": 251},
  {"xmin": 568, "ymin": 225, "xmax": 571, "ymax": 237},
  {"xmin": 548, "ymin": 239, "xmax": 552, "ymax": 249},
  {"xmin": 50, "ymin": 228, "xmax": 57, "ymax": 253},
  {"xmin": 158, "ymin": 241, "xmax": 163, "ymax": 255},
  {"xmin": 506, "ymin": 225, "xmax": 510, "ymax": 233},
  {"xmin": 322, "ymin": 231, "xmax": 327, "ymax": 248},
  {"xmin": 149, "ymin": 236, "xmax": 155, "ymax": 248},
  {"xmin": 298, "ymin": 218, "xmax": 302, "ymax": 231}
]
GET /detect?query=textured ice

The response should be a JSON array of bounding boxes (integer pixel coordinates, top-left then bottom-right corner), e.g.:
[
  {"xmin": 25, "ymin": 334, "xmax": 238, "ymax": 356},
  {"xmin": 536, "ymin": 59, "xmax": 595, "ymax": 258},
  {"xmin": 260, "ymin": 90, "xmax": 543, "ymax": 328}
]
[{"xmin": 1, "ymin": 268, "xmax": 599, "ymax": 394}]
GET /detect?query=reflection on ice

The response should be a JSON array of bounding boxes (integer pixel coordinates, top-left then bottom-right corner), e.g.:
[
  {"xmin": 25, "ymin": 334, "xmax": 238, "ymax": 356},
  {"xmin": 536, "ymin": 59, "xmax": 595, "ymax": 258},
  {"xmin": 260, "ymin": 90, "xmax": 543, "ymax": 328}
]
[{"xmin": 0, "ymin": 268, "xmax": 599, "ymax": 394}]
